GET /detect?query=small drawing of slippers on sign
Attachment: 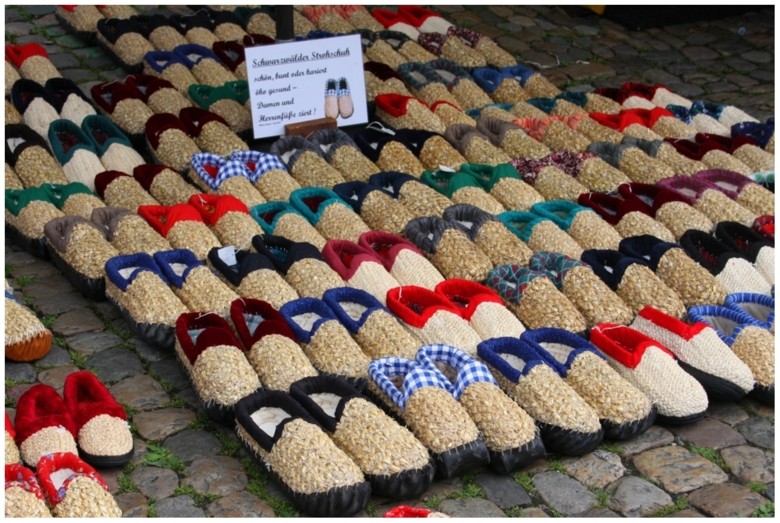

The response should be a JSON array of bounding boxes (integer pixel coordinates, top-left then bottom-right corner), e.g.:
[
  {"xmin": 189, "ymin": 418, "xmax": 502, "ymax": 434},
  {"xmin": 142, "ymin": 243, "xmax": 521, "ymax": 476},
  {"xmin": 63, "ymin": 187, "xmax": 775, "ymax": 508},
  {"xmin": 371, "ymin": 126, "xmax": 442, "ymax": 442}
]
[
  {"xmin": 337, "ymin": 77, "xmax": 353, "ymax": 119},
  {"xmin": 325, "ymin": 79, "xmax": 339, "ymax": 119}
]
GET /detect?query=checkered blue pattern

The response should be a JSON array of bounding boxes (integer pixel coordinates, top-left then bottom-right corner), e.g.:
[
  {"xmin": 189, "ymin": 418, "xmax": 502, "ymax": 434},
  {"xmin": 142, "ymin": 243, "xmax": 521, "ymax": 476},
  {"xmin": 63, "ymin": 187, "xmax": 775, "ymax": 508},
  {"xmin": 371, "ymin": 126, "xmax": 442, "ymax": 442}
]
[
  {"xmin": 368, "ymin": 357, "xmax": 448, "ymax": 410},
  {"xmin": 230, "ymin": 150, "xmax": 287, "ymax": 181},
  {"xmin": 190, "ymin": 153, "xmax": 241, "ymax": 190},
  {"xmin": 416, "ymin": 344, "xmax": 497, "ymax": 400}
]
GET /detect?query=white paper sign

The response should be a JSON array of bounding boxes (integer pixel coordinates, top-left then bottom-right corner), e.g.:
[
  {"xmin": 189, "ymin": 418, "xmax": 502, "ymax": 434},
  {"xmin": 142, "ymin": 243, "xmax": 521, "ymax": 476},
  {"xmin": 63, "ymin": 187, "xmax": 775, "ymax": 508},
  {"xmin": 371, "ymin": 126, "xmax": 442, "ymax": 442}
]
[{"xmin": 245, "ymin": 34, "xmax": 368, "ymax": 139}]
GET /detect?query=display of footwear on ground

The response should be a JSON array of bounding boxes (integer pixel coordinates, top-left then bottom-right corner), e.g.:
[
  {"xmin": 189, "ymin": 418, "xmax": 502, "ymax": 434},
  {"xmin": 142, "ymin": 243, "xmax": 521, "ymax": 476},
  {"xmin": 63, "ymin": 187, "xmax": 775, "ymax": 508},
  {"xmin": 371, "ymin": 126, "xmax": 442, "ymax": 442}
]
[{"xmin": 4, "ymin": 4, "xmax": 775, "ymax": 519}]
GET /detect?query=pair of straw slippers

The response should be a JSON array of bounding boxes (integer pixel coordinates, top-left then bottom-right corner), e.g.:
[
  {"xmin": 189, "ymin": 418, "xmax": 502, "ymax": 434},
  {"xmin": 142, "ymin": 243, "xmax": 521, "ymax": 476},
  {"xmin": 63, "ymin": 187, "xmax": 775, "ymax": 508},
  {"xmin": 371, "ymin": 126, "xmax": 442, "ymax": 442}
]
[{"xmin": 324, "ymin": 77, "xmax": 354, "ymax": 119}]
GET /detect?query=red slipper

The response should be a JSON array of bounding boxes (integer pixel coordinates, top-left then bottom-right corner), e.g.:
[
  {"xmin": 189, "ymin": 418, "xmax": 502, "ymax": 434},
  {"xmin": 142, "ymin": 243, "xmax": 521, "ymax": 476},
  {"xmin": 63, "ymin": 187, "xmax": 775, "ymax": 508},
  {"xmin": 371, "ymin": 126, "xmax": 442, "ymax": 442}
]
[{"xmin": 14, "ymin": 385, "xmax": 78, "ymax": 468}]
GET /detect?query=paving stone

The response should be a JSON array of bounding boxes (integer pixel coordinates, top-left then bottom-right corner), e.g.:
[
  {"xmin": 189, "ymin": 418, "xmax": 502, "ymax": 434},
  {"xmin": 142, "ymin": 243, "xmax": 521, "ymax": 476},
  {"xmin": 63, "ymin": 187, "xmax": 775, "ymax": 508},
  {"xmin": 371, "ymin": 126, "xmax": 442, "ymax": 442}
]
[
  {"xmin": 37, "ymin": 365, "xmax": 80, "ymax": 392},
  {"xmin": 750, "ymin": 69, "xmax": 776, "ymax": 83},
  {"xmin": 579, "ymin": 507, "xmax": 621, "ymax": 517},
  {"xmin": 612, "ymin": 43, "xmax": 638, "ymax": 57},
  {"xmin": 742, "ymin": 50, "xmax": 773, "ymax": 64},
  {"xmin": 665, "ymin": 81, "xmax": 705, "ymax": 99},
  {"xmin": 48, "ymin": 52, "xmax": 81, "ymax": 71},
  {"xmin": 707, "ymin": 402, "xmax": 750, "ymax": 426},
  {"xmin": 642, "ymin": 68, "xmax": 680, "ymax": 85},
  {"xmin": 561, "ymin": 449, "xmax": 625, "ymax": 489},
  {"xmin": 438, "ymin": 498, "xmax": 506, "ymax": 518},
  {"xmin": 562, "ymin": 62, "xmax": 616, "ymax": 81},
  {"xmin": 129, "ymin": 438, "xmax": 150, "ymax": 468},
  {"xmin": 533, "ymin": 471, "xmax": 596, "ymax": 516},
  {"xmin": 111, "ymin": 375, "xmax": 170, "ymax": 411},
  {"xmin": 149, "ymin": 358, "xmax": 191, "ymax": 392},
  {"xmin": 134, "ymin": 408, "xmax": 195, "ymax": 441},
  {"xmin": 93, "ymin": 301, "xmax": 122, "ymax": 321},
  {"xmin": 574, "ymin": 24, "xmax": 599, "ymax": 36},
  {"xmin": 35, "ymin": 345, "xmax": 72, "ymax": 368},
  {"xmin": 32, "ymin": 291, "xmax": 88, "ymax": 316},
  {"xmin": 26, "ymin": 5, "xmax": 55, "ymax": 15},
  {"xmin": 632, "ymin": 446, "xmax": 728, "ymax": 494},
  {"xmin": 475, "ymin": 472, "xmax": 532, "ymax": 509},
  {"xmin": 682, "ymin": 46, "xmax": 721, "ymax": 62},
  {"xmin": 736, "ymin": 417, "xmax": 774, "ymax": 450},
  {"xmin": 766, "ymin": 482, "xmax": 774, "ymax": 502},
  {"xmin": 495, "ymin": 36, "xmax": 529, "ymax": 54},
  {"xmin": 522, "ymin": 51, "xmax": 559, "ymax": 69},
  {"xmin": 155, "ymin": 496, "xmax": 205, "ymax": 518},
  {"xmin": 207, "ymin": 490, "xmax": 275, "ymax": 518},
  {"xmin": 616, "ymin": 426, "xmax": 674, "ymax": 456},
  {"xmin": 706, "ymin": 81, "xmax": 739, "ymax": 94},
  {"xmin": 421, "ymin": 477, "xmax": 460, "ymax": 502},
  {"xmin": 175, "ymin": 386, "xmax": 203, "ymax": 411},
  {"xmin": 86, "ymin": 347, "xmax": 144, "ymax": 384},
  {"xmin": 164, "ymin": 430, "xmax": 223, "ymax": 464},
  {"xmin": 5, "ymin": 362, "xmax": 37, "ymax": 383},
  {"xmin": 183, "ymin": 456, "xmax": 248, "ymax": 497},
  {"xmin": 116, "ymin": 492, "xmax": 149, "ymax": 518},
  {"xmin": 688, "ymin": 482, "xmax": 768, "ymax": 517},
  {"xmin": 519, "ymin": 507, "xmax": 549, "ymax": 517},
  {"xmin": 667, "ymin": 508, "xmax": 706, "ymax": 517},
  {"xmin": 130, "ymin": 466, "xmax": 179, "ymax": 499},
  {"xmin": 686, "ymin": 31, "xmax": 719, "ymax": 46},
  {"xmin": 607, "ymin": 476, "xmax": 673, "ymax": 517},
  {"xmin": 7, "ymin": 21, "xmax": 33, "ymax": 37},
  {"xmin": 669, "ymin": 417, "xmax": 747, "ymax": 449},
  {"xmin": 508, "ymin": 15, "xmax": 536, "ymax": 27},
  {"xmin": 129, "ymin": 337, "xmax": 168, "ymax": 362},
  {"xmin": 720, "ymin": 445, "xmax": 774, "ymax": 483},
  {"xmin": 66, "ymin": 331, "xmax": 123, "ymax": 355}
]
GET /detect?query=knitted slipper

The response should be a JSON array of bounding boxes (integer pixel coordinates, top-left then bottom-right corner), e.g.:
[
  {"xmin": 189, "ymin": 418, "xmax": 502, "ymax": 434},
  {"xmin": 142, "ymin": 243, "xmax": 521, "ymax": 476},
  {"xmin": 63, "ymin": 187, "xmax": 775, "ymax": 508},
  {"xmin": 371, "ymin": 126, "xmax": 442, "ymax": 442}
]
[
  {"xmin": 358, "ymin": 231, "xmax": 446, "ymax": 290},
  {"xmin": 368, "ymin": 357, "xmax": 490, "ymax": 478},
  {"xmin": 498, "ymin": 211, "xmax": 584, "ymax": 259},
  {"xmin": 44, "ymin": 216, "xmax": 118, "ymax": 300},
  {"xmin": 371, "ymin": 8, "xmax": 420, "ymax": 39},
  {"xmin": 280, "ymin": 297, "xmax": 371, "ymax": 387},
  {"xmin": 422, "ymin": 169, "xmax": 505, "ymax": 215},
  {"xmin": 375, "ymin": 93, "xmax": 446, "ymax": 134},
  {"xmin": 93, "ymin": 170, "xmax": 159, "ymax": 212},
  {"xmin": 619, "ymin": 235, "xmax": 726, "ymax": 307},
  {"xmin": 5, "ymin": 123, "xmax": 68, "ymax": 187},
  {"xmin": 332, "ymin": 181, "xmax": 415, "ymax": 235},
  {"xmin": 91, "ymin": 79, "xmax": 154, "ymax": 138},
  {"xmin": 530, "ymin": 251, "xmax": 634, "ymax": 327},
  {"xmin": 104, "ymin": 252, "xmax": 188, "ymax": 347},
  {"xmin": 81, "ymin": 114, "xmax": 145, "ymax": 175},
  {"xmin": 188, "ymin": 193, "xmax": 263, "ymax": 251},
  {"xmin": 175, "ymin": 311, "xmax": 261, "ymax": 422},
  {"xmin": 96, "ymin": 17, "xmax": 154, "ymax": 72},
  {"xmin": 577, "ymin": 191, "xmax": 675, "ymax": 243},
  {"xmin": 5, "ymin": 292, "xmax": 52, "ymax": 363},
  {"xmin": 442, "ymin": 203, "xmax": 532, "ymax": 266},
  {"xmin": 714, "ymin": 221, "xmax": 774, "ymax": 286},
  {"xmin": 444, "ymin": 124, "xmax": 512, "ymax": 166},
  {"xmin": 235, "ymin": 390, "xmax": 370, "ymax": 516},
  {"xmin": 309, "ymin": 128, "xmax": 380, "ymax": 182},
  {"xmin": 589, "ymin": 323, "xmax": 709, "ymax": 424},
  {"xmin": 43, "ymin": 182, "xmax": 105, "ymax": 220},
  {"xmin": 143, "ymin": 50, "xmax": 199, "ymax": 94},
  {"xmin": 386, "ymin": 285, "xmax": 483, "ymax": 356},
  {"xmin": 725, "ymin": 293, "xmax": 774, "ymax": 333},
  {"xmin": 36, "ymin": 452, "xmax": 121, "ymax": 517},
  {"xmin": 138, "ymin": 203, "xmax": 221, "ymax": 260},
  {"xmin": 323, "ymin": 287, "xmax": 420, "ymax": 360},
  {"xmin": 695, "ymin": 169, "xmax": 774, "ymax": 216},
  {"xmin": 321, "ymin": 240, "xmax": 400, "ymax": 305},
  {"xmin": 531, "ymin": 200, "xmax": 622, "ymax": 251},
  {"xmin": 63, "ymin": 371, "xmax": 133, "ymax": 467},
  {"xmin": 47, "ymin": 118, "xmax": 105, "ymax": 191},
  {"xmin": 189, "ymin": 152, "xmax": 265, "ymax": 207},
  {"xmin": 5, "ymin": 187, "xmax": 64, "ymax": 258},
  {"xmin": 4, "ymin": 463, "xmax": 51, "ymax": 517},
  {"xmin": 656, "ymin": 175, "xmax": 758, "ymax": 227},
  {"xmin": 459, "ymin": 162, "xmax": 544, "ymax": 212},
  {"xmin": 252, "ymin": 234, "xmax": 343, "ymax": 299},
  {"xmin": 11, "ymin": 78, "xmax": 60, "ymax": 140},
  {"xmin": 404, "ymin": 216, "xmax": 493, "ymax": 282},
  {"xmin": 522, "ymin": 328, "xmax": 656, "ymax": 440},
  {"xmin": 250, "ymin": 201, "xmax": 327, "ymax": 250},
  {"xmin": 209, "ymin": 247, "xmax": 298, "ymax": 310},
  {"xmin": 688, "ymin": 305, "xmax": 774, "ymax": 405},
  {"xmin": 91, "ymin": 206, "xmax": 170, "ymax": 256},
  {"xmin": 14, "ymin": 384, "xmax": 78, "ymax": 467},
  {"xmin": 269, "ymin": 135, "xmax": 346, "ymax": 188},
  {"xmin": 679, "ymin": 230, "xmax": 772, "ymax": 296},
  {"xmin": 477, "ymin": 336, "xmax": 602, "ymax": 455},
  {"xmin": 6, "ymin": 43, "xmax": 61, "ymax": 85},
  {"xmin": 179, "ymin": 106, "xmax": 247, "ymax": 157},
  {"xmin": 353, "ymin": 126, "xmax": 426, "ymax": 177},
  {"xmin": 631, "ymin": 307, "xmax": 755, "ymax": 401},
  {"xmin": 582, "ymin": 249, "xmax": 686, "ymax": 318},
  {"xmin": 289, "ymin": 187, "xmax": 371, "ymax": 243},
  {"xmin": 435, "ymin": 279, "xmax": 527, "ymax": 339},
  {"xmin": 145, "ymin": 112, "xmax": 202, "ymax": 172}
]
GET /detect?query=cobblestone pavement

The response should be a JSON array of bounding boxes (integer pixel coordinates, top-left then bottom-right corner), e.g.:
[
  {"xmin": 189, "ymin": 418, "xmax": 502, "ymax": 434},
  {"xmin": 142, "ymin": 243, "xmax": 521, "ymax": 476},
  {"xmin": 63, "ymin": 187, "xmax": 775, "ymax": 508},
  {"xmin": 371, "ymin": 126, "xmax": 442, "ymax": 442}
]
[{"xmin": 5, "ymin": 4, "xmax": 775, "ymax": 518}]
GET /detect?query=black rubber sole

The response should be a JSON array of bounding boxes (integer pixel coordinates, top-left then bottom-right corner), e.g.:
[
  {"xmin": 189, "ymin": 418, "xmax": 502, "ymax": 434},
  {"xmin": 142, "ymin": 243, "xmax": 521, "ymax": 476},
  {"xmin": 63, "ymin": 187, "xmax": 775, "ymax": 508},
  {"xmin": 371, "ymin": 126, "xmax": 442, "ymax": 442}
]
[
  {"xmin": 749, "ymin": 384, "xmax": 774, "ymax": 406},
  {"xmin": 602, "ymin": 408, "xmax": 657, "ymax": 441},
  {"xmin": 365, "ymin": 460, "xmax": 436, "ymax": 500},
  {"xmin": 656, "ymin": 409, "xmax": 707, "ymax": 426},
  {"xmin": 679, "ymin": 360, "xmax": 749, "ymax": 402},
  {"xmin": 108, "ymin": 297, "xmax": 175, "ymax": 349},
  {"xmin": 431, "ymin": 437, "xmax": 491, "ymax": 480},
  {"xmin": 6, "ymin": 224, "xmax": 50, "ymax": 259},
  {"xmin": 488, "ymin": 434, "xmax": 547, "ymax": 474},
  {"xmin": 79, "ymin": 447, "xmax": 134, "ymax": 468},
  {"xmin": 538, "ymin": 423, "xmax": 604, "ymax": 457},
  {"xmin": 48, "ymin": 245, "xmax": 106, "ymax": 301}
]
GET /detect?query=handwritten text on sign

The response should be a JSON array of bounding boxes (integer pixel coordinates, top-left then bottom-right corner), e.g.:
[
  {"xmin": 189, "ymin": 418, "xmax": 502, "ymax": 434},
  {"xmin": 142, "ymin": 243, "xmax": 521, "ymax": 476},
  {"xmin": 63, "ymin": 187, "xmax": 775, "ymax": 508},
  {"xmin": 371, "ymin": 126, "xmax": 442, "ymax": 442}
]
[{"xmin": 245, "ymin": 34, "xmax": 367, "ymax": 139}]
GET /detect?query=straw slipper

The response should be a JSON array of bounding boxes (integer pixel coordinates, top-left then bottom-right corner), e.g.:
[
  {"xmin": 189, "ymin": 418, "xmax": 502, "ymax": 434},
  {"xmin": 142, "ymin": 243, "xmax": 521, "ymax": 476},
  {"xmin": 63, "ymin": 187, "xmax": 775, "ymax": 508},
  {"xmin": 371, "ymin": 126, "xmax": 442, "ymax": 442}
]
[
  {"xmin": 91, "ymin": 206, "xmax": 170, "ymax": 256},
  {"xmin": 136, "ymin": 13, "xmax": 188, "ymax": 51},
  {"xmin": 249, "ymin": 202, "xmax": 327, "ymax": 250},
  {"xmin": 81, "ymin": 114, "xmax": 145, "ymax": 174},
  {"xmin": 44, "ymin": 216, "xmax": 119, "ymax": 301},
  {"xmin": 353, "ymin": 126, "xmax": 426, "ymax": 177},
  {"xmin": 498, "ymin": 211, "xmax": 584, "ymax": 259},
  {"xmin": 36, "ymin": 452, "xmax": 121, "ymax": 517},
  {"xmin": 321, "ymin": 240, "xmax": 400, "ymax": 305},
  {"xmin": 511, "ymin": 160, "xmax": 589, "ymax": 203},
  {"xmin": 397, "ymin": 61, "xmax": 462, "ymax": 108},
  {"xmin": 358, "ymin": 231, "xmax": 446, "ymax": 290},
  {"xmin": 417, "ymin": 31, "xmax": 487, "ymax": 68},
  {"xmin": 5, "ymin": 292, "xmax": 52, "ymax": 363},
  {"xmin": 631, "ymin": 306, "xmax": 755, "ymax": 402},
  {"xmin": 235, "ymin": 390, "xmax": 370, "ymax": 516},
  {"xmin": 230, "ymin": 297, "xmax": 318, "ymax": 391},
  {"xmin": 393, "ymin": 128, "xmax": 466, "ymax": 172},
  {"xmin": 44, "ymin": 77, "xmax": 96, "ymax": 126},
  {"xmin": 39, "ymin": 182, "xmax": 101, "ymax": 221},
  {"xmin": 137, "ymin": 203, "xmax": 221, "ymax": 260},
  {"xmin": 309, "ymin": 128, "xmax": 380, "ymax": 182},
  {"xmin": 657, "ymin": 175, "xmax": 758, "ymax": 227},
  {"xmin": 475, "ymin": 116, "xmax": 549, "ymax": 159},
  {"xmin": 725, "ymin": 293, "xmax": 774, "ymax": 333},
  {"xmin": 332, "ymin": 181, "xmax": 415, "ymax": 235},
  {"xmin": 96, "ymin": 17, "xmax": 154, "ymax": 72},
  {"xmin": 368, "ymin": 357, "xmax": 490, "ymax": 478},
  {"xmin": 620, "ymin": 136, "xmax": 708, "ymax": 177},
  {"xmin": 171, "ymin": 9, "xmax": 218, "ymax": 48},
  {"xmin": 4, "ymin": 463, "xmax": 51, "ymax": 518},
  {"xmin": 208, "ymin": 247, "xmax": 298, "ymax": 310},
  {"xmin": 289, "ymin": 187, "xmax": 371, "ymax": 243},
  {"xmin": 269, "ymin": 135, "xmax": 346, "ymax": 188},
  {"xmin": 145, "ymin": 113, "xmax": 202, "ymax": 173},
  {"xmin": 209, "ymin": 9, "xmax": 249, "ymax": 41},
  {"xmin": 175, "ymin": 43, "xmax": 238, "ymax": 87},
  {"xmin": 477, "ymin": 336, "xmax": 602, "ymax": 455},
  {"xmin": 104, "ymin": 252, "xmax": 188, "ymax": 347},
  {"xmin": 179, "ymin": 107, "xmax": 247, "ymax": 157},
  {"xmin": 375, "ymin": 93, "xmax": 446, "ymax": 134},
  {"xmin": 714, "ymin": 222, "xmax": 774, "ymax": 285},
  {"xmin": 5, "ymin": 162, "xmax": 23, "ymax": 190},
  {"xmin": 619, "ymin": 235, "xmax": 726, "ymax": 307},
  {"xmin": 442, "ymin": 203, "xmax": 532, "ymax": 266},
  {"xmin": 666, "ymin": 136, "xmax": 753, "ymax": 175},
  {"xmin": 94, "ymin": 170, "xmax": 159, "ymax": 211},
  {"xmin": 695, "ymin": 168, "xmax": 774, "ymax": 217},
  {"xmin": 6, "ymin": 124, "xmax": 68, "ymax": 187},
  {"xmin": 54, "ymin": 5, "xmax": 103, "ymax": 41},
  {"xmin": 6, "ymin": 98, "xmax": 23, "ymax": 126},
  {"xmin": 472, "ymin": 67, "xmax": 529, "ymax": 105},
  {"xmin": 458, "ymin": 162, "xmax": 544, "ymax": 212},
  {"xmin": 590, "ymin": 323, "xmax": 709, "ymax": 424},
  {"xmin": 63, "ymin": 371, "xmax": 133, "ymax": 467},
  {"xmin": 4, "ymin": 187, "xmax": 63, "ymax": 258},
  {"xmin": 363, "ymin": 60, "xmax": 413, "ymax": 100},
  {"xmin": 485, "ymin": 264, "xmax": 588, "ymax": 333},
  {"xmin": 688, "ymin": 305, "xmax": 774, "ymax": 405},
  {"xmin": 126, "ymin": 73, "xmax": 193, "ymax": 117},
  {"xmin": 280, "ymin": 297, "xmax": 371, "ymax": 387},
  {"xmin": 577, "ymin": 191, "xmax": 676, "ymax": 243},
  {"xmin": 14, "ymin": 385, "xmax": 78, "ymax": 468},
  {"xmin": 445, "ymin": 26, "xmax": 516, "ymax": 68},
  {"xmin": 5, "ymin": 60, "xmax": 21, "ymax": 99},
  {"xmin": 444, "ymin": 124, "xmax": 512, "ymax": 166},
  {"xmin": 342, "ymin": 6, "xmax": 386, "ymax": 31},
  {"xmin": 143, "ymin": 50, "xmax": 199, "ymax": 94},
  {"xmin": 188, "ymin": 193, "xmax": 263, "ymax": 251},
  {"xmin": 530, "ymin": 200, "xmax": 622, "ymax": 251},
  {"xmin": 404, "ymin": 216, "xmax": 493, "ymax": 282},
  {"xmin": 426, "ymin": 58, "xmax": 493, "ymax": 110},
  {"xmin": 211, "ymin": 41, "xmax": 249, "ymax": 80},
  {"xmin": 90, "ymin": 79, "xmax": 154, "ymax": 138},
  {"xmin": 365, "ymin": 171, "xmax": 452, "ymax": 219},
  {"xmin": 422, "ymin": 169, "xmax": 506, "ymax": 215},
  {"xmin": 5, "ymin": 413, "xmax": 21, "ymax": 465},
  {"xmin": 435, "ymin": 279, "xmax": 527, "ymax": 340},
  {"xmin": 6, "ymin": 43, "xmax": 61, "ymax": 85},
  {"xmin": 429, "ymin": 99, "xmax": 477, "ymax": 127},
  {"xmin": 587, "ymin": 141, "xmax": 675, "ymax": 185},
  {"xmin": 189, "ymin": 152, "xmax": 265, "ymax": 208},
  {"xmin": 731, "ymin": 119, "xmax": 774, "ymax": 152},
  {"xmin": 175, "ymin": 310, "xmax": 261, "ymax": 423},
  {"xmin": 679, "ymin": 229, "xmax": 772, "ymax": 296},
  {"xmin": 292, "ymin": 375, "xmax": 435, "ymax": 498},
  {"xmin": 692, "ymin": 132, "xmax": 770, "ymax": 172},
  {"xmin": 226, "ymin": 149, "xmax": 300, "ymax": 203},
  {"xmin": 385, "ymin": 285, "xmax": 484, "ymax": 356},
  {"xmin": 11, "ymin": 78, "xmax": 60, "ymax": 140}
]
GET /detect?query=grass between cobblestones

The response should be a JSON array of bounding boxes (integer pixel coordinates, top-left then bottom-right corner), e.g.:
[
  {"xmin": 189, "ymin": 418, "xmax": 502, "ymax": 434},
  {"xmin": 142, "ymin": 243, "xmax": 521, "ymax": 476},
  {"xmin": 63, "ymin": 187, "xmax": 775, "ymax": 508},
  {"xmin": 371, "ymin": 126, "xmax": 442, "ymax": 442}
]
[
  {"xmin": 649, "ymin": 495, "xmax": 689, "ymax": 517},
  {"xmin": 241, "ymin": 456, "xmax": 298, "ymax": 517}
]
